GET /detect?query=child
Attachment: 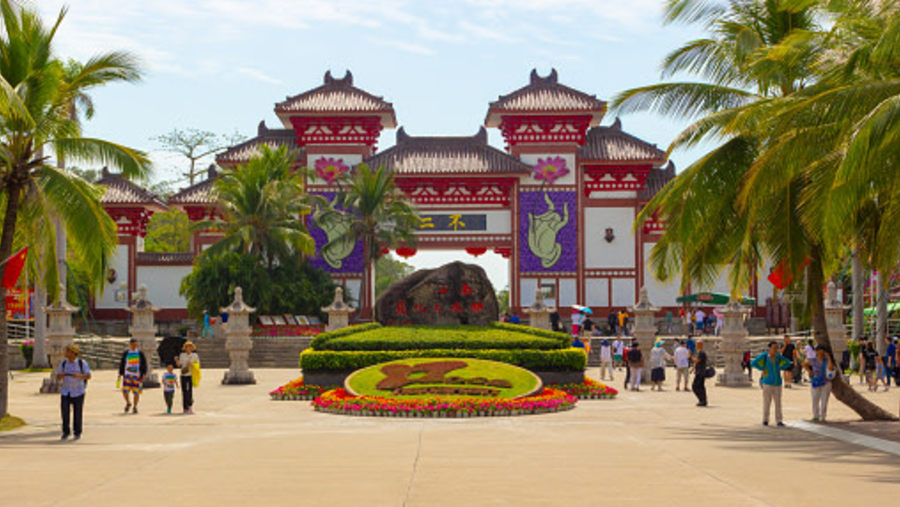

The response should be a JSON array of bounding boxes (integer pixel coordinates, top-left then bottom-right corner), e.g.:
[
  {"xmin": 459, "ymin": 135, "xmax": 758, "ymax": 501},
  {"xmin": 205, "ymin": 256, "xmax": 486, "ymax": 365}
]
[{"xmin": 162, "ymin": 363, "xmax": 178, "ymax": 414}]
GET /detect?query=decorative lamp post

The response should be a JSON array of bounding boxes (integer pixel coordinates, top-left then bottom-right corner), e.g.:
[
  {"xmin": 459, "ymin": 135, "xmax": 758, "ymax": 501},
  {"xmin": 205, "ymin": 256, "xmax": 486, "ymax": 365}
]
[
  {"xmin": 522, "ymin": 286, "xmax": 553, "ymax": 331},
  {"xmin": 40, "ymin": 286, "xmax": 79, "ymax": 393},
  {"xmin": 322, "ymin": 286, "xmax": 356, "ymax": 332},
  {"xmin": 221, "ymin": 287, "xmax": 256, "ymax": 385},
  {"xmin": 824, "ymin": 281, "xmax": 850, "ymax": 357},
  {"xmin": 716, "ymin": 297, "xmax": 752, "ymax": 387},
  {"xmin": 631, "ymin": 286, "xmax": 659, "ymax": 383},
  {"xmin": 127, "ymin": 284, "xmax": 160, "ymax": 388}
]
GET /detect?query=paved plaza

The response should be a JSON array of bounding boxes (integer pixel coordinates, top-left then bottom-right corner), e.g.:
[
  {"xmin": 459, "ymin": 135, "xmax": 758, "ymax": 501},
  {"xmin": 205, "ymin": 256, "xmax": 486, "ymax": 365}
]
[{"xmin": 2, "ymin": 368, "xmax": 898, "ymax": 506}]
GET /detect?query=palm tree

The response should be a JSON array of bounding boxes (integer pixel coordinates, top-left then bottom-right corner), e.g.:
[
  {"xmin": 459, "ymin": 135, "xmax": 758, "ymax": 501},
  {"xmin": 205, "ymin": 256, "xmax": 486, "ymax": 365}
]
[
  {"xmin": 0, "ymin": 1, "xmax": 150, "ymax": 416},
  {"xmin": 198, "ymin": 145, "xmax": 316, "ymax": 268},
  {"xmin": 317, "ymin": 163, "xmax": 419, "ymax": 315},
  {"xmin": 614, "ymin": 0, "xmax": 895, "ymax": 419}
]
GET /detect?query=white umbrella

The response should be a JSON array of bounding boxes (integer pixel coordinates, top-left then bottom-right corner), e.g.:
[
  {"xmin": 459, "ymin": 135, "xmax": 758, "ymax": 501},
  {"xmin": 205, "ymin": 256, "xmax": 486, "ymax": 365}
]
[{"xmin": 571, "ymin": 304, "xmax": 593, "ymax": 314}]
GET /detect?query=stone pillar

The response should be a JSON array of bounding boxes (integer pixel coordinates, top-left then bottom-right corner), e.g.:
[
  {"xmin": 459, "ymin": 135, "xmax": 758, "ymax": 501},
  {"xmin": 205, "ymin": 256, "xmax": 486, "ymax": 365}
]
[
  {"xmin": 523, "ymin": 286, "xmax": 554, "ymax": 331},
  {"xmin": 631, "ymin": 287, "xmax": 658, "ymax": 383},
  {"xmin": 127, "ymin": 285, "xmax": 160, "ymax": 388},
  {"xmin": 716, "ymin": 298, "xmax": 751, "ymax": 387},
  {"xmin": 824, "ymin": 280, "xmax": 849, "ymax": 357},
  {"xmin": 40, "ymin": 289, "xmax": 79, "ymax": 393},
  {"xmin": 222, "ymin": 287, "xmax": 256, "ymax": 385},
  {"xmin": 322, "ymin": 287, "xmax": 356, "ymax": 332}
]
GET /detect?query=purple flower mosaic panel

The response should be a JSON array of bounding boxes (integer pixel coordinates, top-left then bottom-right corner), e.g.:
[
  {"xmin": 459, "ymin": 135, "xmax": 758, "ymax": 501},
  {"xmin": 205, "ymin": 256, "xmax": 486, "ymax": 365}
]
[
  {"xmin": 309, "ymin": 192, "xmax": 364, "ymax": 274},
  {"xmin": 518, "ymin": 190, "xmax": 577, "ymax": 272}
]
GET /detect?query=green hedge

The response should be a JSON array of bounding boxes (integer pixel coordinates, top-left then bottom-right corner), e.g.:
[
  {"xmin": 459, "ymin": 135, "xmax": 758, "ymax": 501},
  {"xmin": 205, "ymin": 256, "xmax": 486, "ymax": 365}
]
[
  {"xmin": 300, "ymin": 348, "xmax": 586, "ymax": 372},
  {"xmin": 488, "ymin": 322, "xmax": 571, "ymax": 342},
  {"xmin": 309, "ymin": 322, "xmax": 382, "ymax": 349}
]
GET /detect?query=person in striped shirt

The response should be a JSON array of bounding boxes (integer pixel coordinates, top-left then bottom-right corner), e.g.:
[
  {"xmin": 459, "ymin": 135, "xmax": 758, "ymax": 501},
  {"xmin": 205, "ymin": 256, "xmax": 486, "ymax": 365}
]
[{"xmin": 118, "ymin": 338, "xmax": 148, "ymax": 414}]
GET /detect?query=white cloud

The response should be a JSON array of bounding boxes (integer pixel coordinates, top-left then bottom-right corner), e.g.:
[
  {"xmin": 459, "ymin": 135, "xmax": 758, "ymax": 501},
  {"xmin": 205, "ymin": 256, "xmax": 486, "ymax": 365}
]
[
  {"xmin": 236, "ymin": 67, "xmax": 284, "ymax": 85},
  {"xmin": 371, "ymin": 39, "xmax": 436, "ymax": 56}
]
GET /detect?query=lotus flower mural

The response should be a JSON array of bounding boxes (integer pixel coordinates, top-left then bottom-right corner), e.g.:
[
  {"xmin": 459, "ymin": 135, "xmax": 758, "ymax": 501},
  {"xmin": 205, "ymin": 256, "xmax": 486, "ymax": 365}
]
[
  {"xmin": 532, "ymin": 156, "xmax": 569, "ymax": 185},
  {"xmin": 314, "ymin": 157, "xmax": 350, "ymax": 184}
]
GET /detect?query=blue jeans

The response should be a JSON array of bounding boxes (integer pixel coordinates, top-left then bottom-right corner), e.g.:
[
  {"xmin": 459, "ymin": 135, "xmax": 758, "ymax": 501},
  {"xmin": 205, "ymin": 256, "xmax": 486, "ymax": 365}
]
[{"xmin": 61, "ymin": 394, "xmax": 84, "ymax": 437}]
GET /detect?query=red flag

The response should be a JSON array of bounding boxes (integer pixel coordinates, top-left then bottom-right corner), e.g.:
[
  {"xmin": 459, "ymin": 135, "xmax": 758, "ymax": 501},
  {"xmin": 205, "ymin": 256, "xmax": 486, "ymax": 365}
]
[
  {"xmin": 767, "ymin": 258, "xmax": 811, "ymax": 290},
  {"xmin": 1, "ymin": 247, "xmax": 28, "ymax": 289}
]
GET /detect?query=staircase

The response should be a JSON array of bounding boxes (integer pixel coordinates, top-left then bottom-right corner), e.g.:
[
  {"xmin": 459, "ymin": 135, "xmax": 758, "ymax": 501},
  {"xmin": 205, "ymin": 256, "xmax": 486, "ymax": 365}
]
[{"xmin": 193, "ymin": 337, "xmax": 313, "ymax": 368}]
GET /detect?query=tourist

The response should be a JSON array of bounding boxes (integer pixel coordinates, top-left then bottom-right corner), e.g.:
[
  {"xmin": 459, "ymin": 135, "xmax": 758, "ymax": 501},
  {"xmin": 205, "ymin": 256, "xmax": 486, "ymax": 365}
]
[
  {"xmin": 694, "ymin": 309, "xmax": 706, "ymax": 336},
  {"xmin": 626, "ymin": 342, "xmax": 644, "ymax": 391},
  {"xmin": 751, "ymin": 341, "xmax": 793, "ymax": 426},
  {"xmin": 780, "ymin": 335, "xmax": 795, "ymax": 388},
  {"xmin": 599, "ymin": 339, "xmax": 614, "ymax": 381},
  {"xmin": 201, "ymin": 310, "xmax": 212, "ymax": 339},
  {"xmin": 876, "ymin": 344, "xmax": 890, "ymax": 392},
  {"xmin": 582, "ymin": 315, "xmax": 595, "ymax": 338},
  {"xmin": 550, "ymin": 311, "xmax": 561, "ymax": 332},
  {"xmin": 509, "ymin": 313, "xmax": 521, "ymax": 324},
  {"xmin": 617, "ymin": 309, "xmax": 628, "ymax": 337},
  {"xmin": 690, "ymin": 340, "xmax": 708, "ymax": 406},
  {"xmin": 161, "ymin": 363, "xmax": 178, "ymax": 414},
  {"xmin": 649, "ymin": 341, "xmax": 672, "ymax": 391},
  {"xmin": 56, "ymin": 344, "xmax": 91, "ymax": 440},
  {"xmin": 571, "ymin": 335, "xmax": 585, "ymax": 349},
  {"xmin": 673, "ymin": 340, "xmax": 691, "ymax": 391},
  {"xmin": 857, "ymin": 337, "xmax": 869, "ymax": 385},
  {"xmin": 792, "ymin": 340, "xmax": 805, "ymax": 385},
  {"xmin": 571, "ymin": 309, "xmax": 584, "ymax": 337},
  {"xmin": 804, "ymin": 345, "xmax": 836, "ymax": 422},
  {"xmin": 117, "ymin": 338, "xmax": 148, "ymax": 414},
  {"xmin": 613, "ymin": 337, "xmax": 625, "ymax": 370},
  {"xmin": 501, "ymin": 313, "xmax": 510, "ymax": 323},
  {"xmin": 713, "ymin": 308, "xmax": 723, "ymax": 336},
  {"xmin": 888, "ymin": 337, "xmax": 899, "ymax": 387},
  {"xmin": 176, "ymin": 341, "xmax": 200, "ymax": 414},
  {"xmin": 803, "ymin": 339, "xmax": 816, "ymax": 382},
  {"xmin": 742, "ymin": 349, "xmax": 753, "ymax": 381},
  {"xmin": 607, "ymin": 310, "xmax": 617, "ymax": 336},
  {"xmin": 685, "ymin": 334, "xmax": 696, "ymax": 357},
  {"xmin": 665, "ymin": 311, "xmax": 673, "ymax": 334},
  {"xmin": 862, "ymin": 341, "xmax": 879, "ymax": 392}
]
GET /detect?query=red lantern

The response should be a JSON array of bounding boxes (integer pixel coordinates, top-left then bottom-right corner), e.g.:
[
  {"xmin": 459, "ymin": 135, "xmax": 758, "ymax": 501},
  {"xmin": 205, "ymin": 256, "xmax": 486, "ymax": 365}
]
[
  {"xmin": 378, "ymin": 247, "xmax": 389, "ymax": 257},
  {"xmin": 395, "ymin": 246, "xmax": 417, "ymax": 258},
  {"xmin": 465, "ymin": 247, "xmax": 488, "ymax": 257}
]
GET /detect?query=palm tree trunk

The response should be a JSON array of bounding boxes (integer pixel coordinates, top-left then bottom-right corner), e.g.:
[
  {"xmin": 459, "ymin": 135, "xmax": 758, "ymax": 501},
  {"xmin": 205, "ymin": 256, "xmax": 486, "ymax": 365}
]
[
  {"xmin": 875, "ymin": 271, "xmax": 888, "ymax": 355},
  {"xmin": 808, "ymin": 248, "xmax": 896, "ymax": 421},
  {"xmin": 0, "ymin": 177, "xmax": 26, "ymax": 416},
  {"xmin": 31, "ymin": 281, "xmax": 49, "ymax": 369},
  {"xmin": 852, "ymin": 252, "xmax": 863, "ymax": 341}
]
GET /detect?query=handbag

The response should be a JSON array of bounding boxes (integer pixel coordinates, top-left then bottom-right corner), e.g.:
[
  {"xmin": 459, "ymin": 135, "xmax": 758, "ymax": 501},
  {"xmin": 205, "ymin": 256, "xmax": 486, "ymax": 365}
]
[{"xmin": 704, "ymin": 366, "xmax": 716, "ymax": 378}]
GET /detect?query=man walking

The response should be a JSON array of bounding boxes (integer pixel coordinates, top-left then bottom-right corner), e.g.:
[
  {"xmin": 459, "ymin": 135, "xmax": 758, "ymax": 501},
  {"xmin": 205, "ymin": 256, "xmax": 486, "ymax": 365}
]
[
  {"xmin": 804, "ymin": 345, "xmax": 836, "ymax": 422},
  {"xmin": 56, "ymin": 344, "xmax": 91, "ymax": 440},
  {"xmin": 626, "ymin": 342, "xmax": 644, "ymax": 391},
  {"xmin": 691, "ymin": 340, "xmax": 708, "ymax": 406},
  {"xmin": 599, "ymin": 339, "xmax": 614, "ymax": 381},
  {"xmin": 118, "ymin": 338, "xmax": 148, "ymax": 414},
  {"xmin": 673, "ymin": 340, "xmax": 691, "ymax": 391},
  {"xmin": 780, "ymin": 335, "xmax": 796, "ymax": 387},
  {"xmin": 613, "ymin": 337, "xmax": 624, "ymax": 370},
  {"xmin": 751, "ymin": 341, "xmax": 793, "ymax": 426},
  {"xmin": 694, "ymin": 309, "xmax": 706, "ymax": 335}
]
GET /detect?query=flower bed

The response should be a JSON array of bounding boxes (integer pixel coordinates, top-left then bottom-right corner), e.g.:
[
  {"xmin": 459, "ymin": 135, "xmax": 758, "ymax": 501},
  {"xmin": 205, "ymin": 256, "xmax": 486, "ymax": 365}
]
[
  {"xmin": 311, "ymin": 387, "xmax": 576, "ymax": 417},
  {"xmin": 253, "ymin": 325, "xmax": 322, "ymax": 337},
  {"xmin": 269, "ymin": 377, "xmax": 327, "ymax": 400},
  {"xmin": 549, "ymin": 377, "xmax": 617, "ymax": 399}
]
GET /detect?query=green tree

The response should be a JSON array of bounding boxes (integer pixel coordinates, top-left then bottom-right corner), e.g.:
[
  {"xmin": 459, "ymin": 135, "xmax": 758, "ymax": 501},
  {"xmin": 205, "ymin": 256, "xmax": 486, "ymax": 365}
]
[
  {"xmin": 179, "ymin": 251, "xmax": 335, "ymax": 320},
  {"xmin": 144, "ymin": 209, "xmax": 190, "ymax": 253},
  {"xmin": 497, "ymin": 286, "xmax": 510, "ymax": 315},
  {"xmin": 615, "ymin": 0, "xmax": 895, "ymax": 419},
  {"xmin": 0, "ymin": 0, "xmax": 150, "ymax": 416},
  {"xmin": 153, "ymin": 128, "xmax": 244, "ymax": 185},
  {"xmin": 374, "ymin": 253, "xmax": 414, "ymax": 299},
  {"xmin": 317, "ymin": 164, "xmax": 420, "ymax": 313},
  {"xmin": 197, "ymin": 145, "xmax": 316, "ymax": 268}
]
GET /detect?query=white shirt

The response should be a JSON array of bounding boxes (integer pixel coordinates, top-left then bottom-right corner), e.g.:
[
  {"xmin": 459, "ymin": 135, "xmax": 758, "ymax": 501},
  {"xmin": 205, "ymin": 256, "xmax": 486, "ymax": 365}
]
[
  {"xmin": 600, "ymin": 344, "xmax": 612, "ymax": 361},
  {"xmin": 613, "ymin": 340, "xmax": 624, "ymax": 355},
  {"xmin": 649, "ymin": 347, "xmax": 669, "ymax": 369},
  {"xmin": 695, "ymin": 310, "xmax": 706, "ymax": 324},
  {"xmin": 178, "ymin": 352, "xmax": 199, "ymax": 376},
  {"xmin": 804, "ymin": 345, "xmax": 816, "ymax": 360},
  {"xmin": 674, "ymin": 346, "xmax": 691, "ymax": 368}
]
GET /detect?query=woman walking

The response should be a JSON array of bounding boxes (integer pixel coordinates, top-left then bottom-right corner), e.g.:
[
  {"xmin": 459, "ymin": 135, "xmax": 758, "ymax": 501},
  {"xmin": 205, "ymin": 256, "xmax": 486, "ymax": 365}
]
[{"xmin": 176, "ymin": 341, "xmax": 200, "ymax": 414}]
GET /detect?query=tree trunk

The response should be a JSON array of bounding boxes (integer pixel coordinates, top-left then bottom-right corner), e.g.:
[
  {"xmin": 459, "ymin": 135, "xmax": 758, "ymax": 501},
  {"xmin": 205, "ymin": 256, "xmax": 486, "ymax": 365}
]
[
  {"xmin": 808, "ymin": 248, "xmax": 896, "ymax": 421},
  {"xmin": 31, "ymin": 282, "xmax": 49, "ymax": 368},
  {"xmin": 875, "ymin": 271, "xmax": 888, "ymax": 356},
  {"xmin": 852, "ymin": 252, "xmax": 863, "ymax": 341},
  {"xmin": 0, "ymin": 178, "xmax": 26, "ymax": 416}
]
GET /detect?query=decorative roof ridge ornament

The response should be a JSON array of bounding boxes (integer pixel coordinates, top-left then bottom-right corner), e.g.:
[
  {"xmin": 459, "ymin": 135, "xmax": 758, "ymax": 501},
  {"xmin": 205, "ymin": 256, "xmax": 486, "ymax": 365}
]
[
  {"xmin": 257, "ymin": 119, "xmax": 268, "ymax": 135},
  {"xmin": 529, "ymin": 68, "xmax": 558, "ymax": 85},
  {"xmin": 324, "ymin": 69, "xmax": 353, "ymax": 86},
  {"xmin": 474, "ymin": 126, "xmax": 488, "ymax": 144},
  {"xmin": 611, "ymin": 117, "xmax": 622, "ymax": 130},
  {"xmin": 396, "ymin": 126, "xmax": 410, "ymax": 144}
]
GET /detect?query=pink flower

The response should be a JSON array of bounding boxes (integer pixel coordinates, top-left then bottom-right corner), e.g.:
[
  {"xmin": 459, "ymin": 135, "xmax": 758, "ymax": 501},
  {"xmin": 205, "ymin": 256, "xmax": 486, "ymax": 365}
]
[
  {"xmin": 532, "ymin": 156, "xmax": 569, "ymax": 184},
  {"xmin": 314, "ymin": 157, "xmax": 350, "ymax": 184}
]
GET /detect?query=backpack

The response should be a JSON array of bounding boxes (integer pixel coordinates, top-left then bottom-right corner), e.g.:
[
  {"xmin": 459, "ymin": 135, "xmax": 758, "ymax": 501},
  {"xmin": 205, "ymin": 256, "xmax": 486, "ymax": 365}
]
[{"xmin": 61, "ymin": 358, "xmax": 89, "ymax": 387}]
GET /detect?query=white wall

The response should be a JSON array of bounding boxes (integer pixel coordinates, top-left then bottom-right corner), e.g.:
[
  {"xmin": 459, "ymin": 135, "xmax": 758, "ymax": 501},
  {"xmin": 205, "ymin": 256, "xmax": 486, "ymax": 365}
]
[
  {"xmin": 559, "ymin": 279, "xmax": 576, "ymax": 307},
  {"xmin": 520, "ymin": 278, "xmax": 538, "ymax": 307},
  {"xmin": 136, "ymin": 266, "xmax": 192, "ymax": 308},
  {"xmin": 611, "ymin": 278, "xmax": 636, "ymax": 308},
  {"xmin": 96, "ymin": 244, "xmax": 130, "ymax": 309},
  {"xmin": 345, "ymin": 279, "xmax": 362, "ymax": 305},
  {"xmin": 586, "ymin": 278, "xmax": 609, "ymax": 307},
  {"xmin": 584, "ymin": 207, "xmax": 635, "ymax": 268},
  {"xmin": 643, "ymin": 243, "xmax": 681, "ymax": 307}
]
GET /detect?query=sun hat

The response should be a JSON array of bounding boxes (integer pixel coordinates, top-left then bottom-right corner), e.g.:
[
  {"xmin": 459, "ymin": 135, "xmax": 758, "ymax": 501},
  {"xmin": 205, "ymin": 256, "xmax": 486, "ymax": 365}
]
[
  {"xmin": 182, "ymin": 341, "xmax": 195, "ymax": 351},
  {"xmin": 66, "ymin": 344, "xmax": 80, "ymax": 355}
]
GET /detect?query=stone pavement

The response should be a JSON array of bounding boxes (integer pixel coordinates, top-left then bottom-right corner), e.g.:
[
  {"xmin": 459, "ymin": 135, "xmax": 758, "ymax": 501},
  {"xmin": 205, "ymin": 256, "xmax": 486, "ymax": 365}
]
[{"xmin": 1, "ymin": 368, "xmax": 898, "ymax": 507}]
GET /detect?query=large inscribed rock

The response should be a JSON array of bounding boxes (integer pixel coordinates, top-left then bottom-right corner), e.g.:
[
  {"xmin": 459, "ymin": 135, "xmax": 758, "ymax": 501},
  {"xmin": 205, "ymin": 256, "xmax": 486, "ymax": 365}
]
[{"xmin": 374, "ymin": 261, "xmax": 499, "ymax": 325}]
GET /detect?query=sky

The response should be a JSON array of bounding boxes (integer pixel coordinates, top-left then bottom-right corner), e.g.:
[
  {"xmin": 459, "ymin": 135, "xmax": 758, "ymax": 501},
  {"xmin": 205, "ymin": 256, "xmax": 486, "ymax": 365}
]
[{"xmin": 34, "ymin": 0, "xmax": 710, "ymax": 291}]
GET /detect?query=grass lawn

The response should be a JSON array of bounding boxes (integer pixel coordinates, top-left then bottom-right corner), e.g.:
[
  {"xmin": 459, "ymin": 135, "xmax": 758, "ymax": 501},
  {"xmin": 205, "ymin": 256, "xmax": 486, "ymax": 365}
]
[
  {"xmin": 345, "ymin": 357, "xmax": 542, "ymax": 399},
  {"xmin": 0, "ymin": 414, "xmax": 26, "ymax": 432}
]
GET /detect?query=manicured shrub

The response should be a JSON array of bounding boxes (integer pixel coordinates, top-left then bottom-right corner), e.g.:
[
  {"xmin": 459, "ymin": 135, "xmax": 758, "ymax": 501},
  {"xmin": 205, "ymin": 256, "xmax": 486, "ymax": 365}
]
[
  {"xmin": 300, "ymin": 348, "xmax": 586, "ymax": 372},
  {"xmin": 309, "ymin": 322, "xmax": 382, "ymax": 349},
  {"xmin": 312, "ymin": 323, "xmax": 569, "ymax": 351}
]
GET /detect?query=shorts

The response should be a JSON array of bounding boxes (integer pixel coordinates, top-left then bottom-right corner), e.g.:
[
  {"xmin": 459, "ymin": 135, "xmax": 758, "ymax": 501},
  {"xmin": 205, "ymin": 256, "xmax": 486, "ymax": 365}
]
[
  {"xmin": 122, "ymin": 375, "xmax": 143, "ymax": 394},
  {"xmin": 614, "ymin": 354, "xmax": 623, "ymax": 363},
  {"xmin": 651, "ymin": 367, "xmax": 665, "ymax": 382}
]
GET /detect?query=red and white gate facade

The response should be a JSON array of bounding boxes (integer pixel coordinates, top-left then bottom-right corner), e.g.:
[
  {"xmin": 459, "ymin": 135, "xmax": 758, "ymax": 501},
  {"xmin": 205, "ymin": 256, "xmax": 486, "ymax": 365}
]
[{"xmin": 94, "ymin": 69, "xmax": 773, "ymax": 322}]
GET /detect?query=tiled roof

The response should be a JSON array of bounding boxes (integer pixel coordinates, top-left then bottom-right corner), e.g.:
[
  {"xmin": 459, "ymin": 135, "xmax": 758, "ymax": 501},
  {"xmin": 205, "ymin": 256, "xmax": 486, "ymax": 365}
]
[
  {"xmin": 365, "ymin": 127, "xmax": 532, "ymax": 175},
  {"xmin": 95, "ymin": 168, "xmax": 167, "ymax": 209},
  {"xmin": 488, "ymin": 69, "xmax": 606, "ymax": 112},
  {"xmin": 215, "ymin": 120, "xmax": 299, "ymax": 166},
  {"xmin": 638, "ymin": 161, "xmax": 676, "ymax": 201},
  {"xmin": 135, "ymin": 252, "xmax": 194, "ymax": 265},
  {"xmin": 275, "ymin": 70, "xmax": 395, "ymax": 118},
  {"xmin": 578, "ymin": 118, "xmax": 667, "ymax": 162},
  {"xmin": 168, "ymin": 170, "xmax": 217, "ymax": 205}
]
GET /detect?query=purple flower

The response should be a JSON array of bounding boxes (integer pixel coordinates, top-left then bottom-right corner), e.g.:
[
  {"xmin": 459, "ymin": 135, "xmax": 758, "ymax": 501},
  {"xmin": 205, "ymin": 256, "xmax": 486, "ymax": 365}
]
[{"xmin": 532, "ymin": 156, "xmax": 569, "ymax": 184}]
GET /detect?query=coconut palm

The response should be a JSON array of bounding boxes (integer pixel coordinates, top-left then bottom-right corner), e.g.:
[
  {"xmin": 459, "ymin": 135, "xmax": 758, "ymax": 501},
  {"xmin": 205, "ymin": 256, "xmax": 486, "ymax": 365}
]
[
  {"xmin": 614, "ymin": 0, "xmax": 896, "ymax": 419},
  {"xmin": 198, "ymin": 144, "xmax": 317, "ymax": 268},
  {"xmin": 316, "ymin": 163, "xmax": 419, "ymax": 314},
  {"xmin": 0, "ymin": 1, "xmax": 150, "ymax": 416}
]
